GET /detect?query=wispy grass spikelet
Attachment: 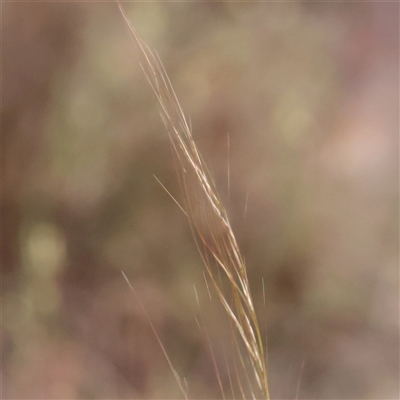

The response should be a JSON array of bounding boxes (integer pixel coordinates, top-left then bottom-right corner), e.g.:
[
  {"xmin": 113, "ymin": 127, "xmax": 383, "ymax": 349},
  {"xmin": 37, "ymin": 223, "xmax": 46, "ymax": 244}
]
[{"xmin": 117, "ymin": 3, "xmax": 270, "ymax": 398}]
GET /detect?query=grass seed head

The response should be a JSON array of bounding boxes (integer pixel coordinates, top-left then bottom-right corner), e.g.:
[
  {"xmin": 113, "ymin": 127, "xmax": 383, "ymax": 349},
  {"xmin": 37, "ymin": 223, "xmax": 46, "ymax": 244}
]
[{"xmin": 117, "ymin": 2, "xmax": 270, "ymax": 398}]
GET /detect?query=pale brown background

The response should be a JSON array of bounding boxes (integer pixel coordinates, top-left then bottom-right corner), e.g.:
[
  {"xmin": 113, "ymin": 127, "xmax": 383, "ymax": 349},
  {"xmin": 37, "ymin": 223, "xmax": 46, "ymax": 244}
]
[{"xmin": 2, "ymin": 1, "xmax": 399, "ymax": 398}]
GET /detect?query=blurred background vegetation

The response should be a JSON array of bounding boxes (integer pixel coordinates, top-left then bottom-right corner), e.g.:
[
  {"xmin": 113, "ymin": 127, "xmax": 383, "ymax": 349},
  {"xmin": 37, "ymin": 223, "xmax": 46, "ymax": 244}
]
[{"xmin": 2, "ymin": 1, "xmax": 399, "ymax": 399}]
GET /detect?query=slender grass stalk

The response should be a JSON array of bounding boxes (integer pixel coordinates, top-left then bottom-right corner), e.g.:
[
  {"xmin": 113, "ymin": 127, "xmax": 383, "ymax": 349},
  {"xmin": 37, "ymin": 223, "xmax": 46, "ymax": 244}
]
[
  {"xmin": 117, "ymin": 2, "xmax": 270, "ymax": 398},
  {"xmin": 121, "ymin": 271, "xmax": 189, "ymax": 399}
]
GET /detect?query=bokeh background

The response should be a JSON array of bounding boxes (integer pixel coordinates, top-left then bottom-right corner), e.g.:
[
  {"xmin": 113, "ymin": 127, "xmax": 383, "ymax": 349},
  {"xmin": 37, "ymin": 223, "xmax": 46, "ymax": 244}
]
[{"xmin": 2, "ymin": 1, "xmax": 399, "ymax": 399}]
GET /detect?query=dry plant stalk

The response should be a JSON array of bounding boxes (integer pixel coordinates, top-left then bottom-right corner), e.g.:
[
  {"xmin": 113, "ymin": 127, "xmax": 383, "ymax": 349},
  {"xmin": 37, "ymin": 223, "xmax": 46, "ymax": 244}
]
[{"xmin": 118, "ymin": 3, "xmax": 270, "ymax": 399}]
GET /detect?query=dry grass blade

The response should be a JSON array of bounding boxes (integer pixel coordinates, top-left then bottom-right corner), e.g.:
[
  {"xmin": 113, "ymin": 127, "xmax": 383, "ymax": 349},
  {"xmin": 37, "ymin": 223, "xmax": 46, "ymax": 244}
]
[
  {"xmin": 117, "ymin": 2, "xmax": 270, "ymax": 398},
  {"xmin": 121, "ymin": 271, "xmax": 189, "ymax": 399}
]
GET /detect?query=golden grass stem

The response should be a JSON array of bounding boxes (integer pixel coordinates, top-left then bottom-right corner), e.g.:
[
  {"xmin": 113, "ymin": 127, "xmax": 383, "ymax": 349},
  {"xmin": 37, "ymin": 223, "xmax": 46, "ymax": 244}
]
[
  {"xmin": 121, "ymin": 271, "xmax": 189, "ymax": 399},
  {"xmin": 117, "ymin": 2, "xmax": 270, "ymax": 398}
]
